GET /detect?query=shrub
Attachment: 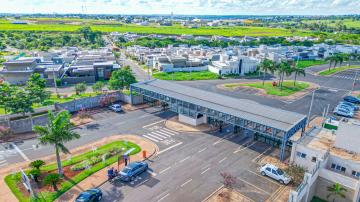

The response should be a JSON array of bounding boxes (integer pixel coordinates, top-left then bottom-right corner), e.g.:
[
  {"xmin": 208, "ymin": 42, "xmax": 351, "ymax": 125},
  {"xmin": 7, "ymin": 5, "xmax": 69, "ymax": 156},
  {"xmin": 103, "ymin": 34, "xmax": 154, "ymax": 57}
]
[
  {"xmin": 284, "ymin": 164, "xmax": 305, "ymax": 186},
  {"xmin": 43, "ymin": 173, "xmax": 60, "ymax": 191},
  {"xmin": 28, "ymin": 169, "xmax": 41, "ymax": 182},
  {"xmin": 70, "ymin": 160, "xmax": 91, "ymax": 171},
  {"xmin": 0, "ymin": 126, "xmax": 12, "ymax": 138},
  {"xmin": 29, "ymin": 160, "xmax": 45, "ymax": 170},
  {"xmin": 74, "ymin": 83, "xmax": 87, "ymax": 95}
]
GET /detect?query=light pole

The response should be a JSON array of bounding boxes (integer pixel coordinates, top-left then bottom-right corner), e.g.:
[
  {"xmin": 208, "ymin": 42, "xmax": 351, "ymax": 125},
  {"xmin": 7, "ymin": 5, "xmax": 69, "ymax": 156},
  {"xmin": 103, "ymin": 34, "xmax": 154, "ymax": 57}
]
[
  {"xmin": 52, "ymin": 68, "xmax": 59, "ymax": 97},
  {"xmin": 351, "ymin": 70, "xmax": 358, "ymax": 92},
  {"xmin": 307, "ymin": 90, "xmax": 316, "ymax": 127}
]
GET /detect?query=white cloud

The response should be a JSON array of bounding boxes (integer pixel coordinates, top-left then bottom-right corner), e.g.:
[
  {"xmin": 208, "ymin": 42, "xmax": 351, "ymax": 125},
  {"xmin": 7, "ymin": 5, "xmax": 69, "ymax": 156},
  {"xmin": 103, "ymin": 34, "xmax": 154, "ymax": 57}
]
[{"xmin": 0, "ymin": 0, "xmax": 359, "ymax": 15}]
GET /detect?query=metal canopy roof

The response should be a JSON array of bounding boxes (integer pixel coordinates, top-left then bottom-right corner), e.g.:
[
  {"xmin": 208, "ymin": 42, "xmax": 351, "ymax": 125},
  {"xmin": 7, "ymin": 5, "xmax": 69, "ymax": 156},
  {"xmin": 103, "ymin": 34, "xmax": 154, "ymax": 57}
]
[{"xmin": 132, "ymin": 79, "xmax": 307, "ymax": 132}]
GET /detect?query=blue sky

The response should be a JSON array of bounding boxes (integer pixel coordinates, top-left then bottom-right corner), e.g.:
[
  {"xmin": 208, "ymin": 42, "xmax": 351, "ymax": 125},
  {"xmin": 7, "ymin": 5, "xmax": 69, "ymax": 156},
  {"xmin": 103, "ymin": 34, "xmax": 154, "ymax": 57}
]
[{"xmin": 2, "ymin": 0, "xmax": 359, "ymax": 15}]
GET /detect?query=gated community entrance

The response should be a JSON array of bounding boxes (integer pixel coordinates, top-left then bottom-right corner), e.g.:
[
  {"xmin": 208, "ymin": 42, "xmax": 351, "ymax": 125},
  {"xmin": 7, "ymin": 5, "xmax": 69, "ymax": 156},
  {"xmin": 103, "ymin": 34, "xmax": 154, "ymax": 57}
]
[{"xmin": 130, "ymin": 80, "xmax": 307, "ymax": 161}]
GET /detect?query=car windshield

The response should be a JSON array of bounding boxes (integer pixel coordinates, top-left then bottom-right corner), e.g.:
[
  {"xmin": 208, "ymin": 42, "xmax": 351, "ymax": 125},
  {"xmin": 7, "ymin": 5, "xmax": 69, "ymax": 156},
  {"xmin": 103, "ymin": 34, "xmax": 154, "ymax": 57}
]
[
  {"xmin": 122, "ymin": 167, "xmax": 132, "ymax": 173},
  {"xmin": 276, "ymin": 168, "xmax": 284, "ymax": 175},
  {"xmin": 76, "ymin": 193, "xmax": 91, "ymax": 201}
]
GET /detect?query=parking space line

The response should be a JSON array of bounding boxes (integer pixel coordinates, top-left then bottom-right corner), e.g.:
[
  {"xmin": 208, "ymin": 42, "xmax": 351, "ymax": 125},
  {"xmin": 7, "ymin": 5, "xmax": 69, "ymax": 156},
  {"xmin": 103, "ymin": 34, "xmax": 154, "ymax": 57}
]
[
  {"xmin": 234, "ymin": 142, "xmax": 256, "ymax": 154},
  {"xmin": 245, "ymin": 170, "xmax": 280, "ymax": 185},
  {"xmin": 251, "ymin": 146, "xmax": 272, "ymax": 163},
  {"xmin": 158, "ymin": 142, "xmax": 183, "ymax": 155},
  {"xmin": 146, "ymin": 170, "xmax": 157, "ymax": 177},
  {"xmin": 179, "ymin": 156, "xmax": 190, "ymax": 163},
  {"xmin": 238, "ymin": 177, "xmax": 271, "ymax": 195},
  {"xmin": 159, "ymin": 166, "xmax": 171, "ymax": 174},
  {"xmin": 135, "ymin": 179, "xmax": 150, "ymax": 187},
  {"xmin": 198, "ymin": 147, "xmax": 207, "ymax": 153},
  {"xmin": 201, "ymin": 167, "xmax": 211, "ymax": 175},
  {"xmin": 157, "ymin": 193, "xmax": 170, "ymax": 202},
  {"xmin": 180, "ymin": 178, "xmax": 192, "ymax": 188},
  {"xmin": 218, "ymin": 157, "xmax": 227, "ymax": 164}
]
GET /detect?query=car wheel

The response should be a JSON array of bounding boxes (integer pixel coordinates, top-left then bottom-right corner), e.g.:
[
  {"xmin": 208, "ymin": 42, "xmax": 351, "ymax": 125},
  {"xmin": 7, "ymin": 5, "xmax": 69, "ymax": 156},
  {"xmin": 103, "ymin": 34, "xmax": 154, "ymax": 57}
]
[
  {"xmin": 261, "ymin": 171, "xmax": 266, "ymax": 176},
  {"xmin": 279, "ymin": 179, "xmax": 284, "ymax": 184}
]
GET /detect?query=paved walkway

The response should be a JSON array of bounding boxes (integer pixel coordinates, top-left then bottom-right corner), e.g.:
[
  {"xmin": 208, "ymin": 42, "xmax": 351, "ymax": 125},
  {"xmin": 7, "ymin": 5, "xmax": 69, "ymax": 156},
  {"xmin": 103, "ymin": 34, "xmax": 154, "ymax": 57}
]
[{"xmin": 0, "ymin": 135, "xmax": 158, "ymax": 202}]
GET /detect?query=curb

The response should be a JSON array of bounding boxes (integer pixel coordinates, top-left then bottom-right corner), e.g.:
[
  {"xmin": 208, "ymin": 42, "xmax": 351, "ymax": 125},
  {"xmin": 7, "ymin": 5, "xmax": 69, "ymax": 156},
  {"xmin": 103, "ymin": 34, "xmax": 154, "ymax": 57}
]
[{"xmin": 201, "ymin": 185, "xmax": 224, "ymax": 202}]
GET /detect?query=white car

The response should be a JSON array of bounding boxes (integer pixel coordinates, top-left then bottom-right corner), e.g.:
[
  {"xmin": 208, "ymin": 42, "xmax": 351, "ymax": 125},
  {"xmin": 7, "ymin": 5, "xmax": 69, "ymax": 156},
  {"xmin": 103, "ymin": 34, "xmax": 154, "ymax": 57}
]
[
  {"xmin": 109, "ymin": 104, "xmax": 122, "ymax": 112},
  {"xmin": 260, "ymin": 164, "xmax": 291, "ymax": 185}
]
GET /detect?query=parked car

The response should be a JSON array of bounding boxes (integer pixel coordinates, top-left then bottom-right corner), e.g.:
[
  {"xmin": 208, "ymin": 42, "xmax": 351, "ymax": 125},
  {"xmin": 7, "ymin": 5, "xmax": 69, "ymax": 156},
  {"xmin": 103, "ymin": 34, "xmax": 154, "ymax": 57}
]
[
  {"xmin": 75, "ymin": 188, "xmax": 102, "ymax": 202},
  {"xmin": 336, "ymin": 104, "xmax": 355, "ymax": 112},
  {"xmin": 343, "ymin": 96, "xmax": 360, "ymax": 104},
  {"xmin": 109, "ymin": 104, "xmax": 122, "ymax": 112},
  {"xmin": 260, "ymin": 164, "xmax": 291, "ymax": 185},
  {"xmin": 119, "ymin": 161, "xmax": 148, "ymax": 182},
  {"xmin": 334, "ymin": 107, "xmax": 354, "ymax": 118},
  {"xmin": 339, "ymin": 101, "xmax": 359, "ymax": 110}
]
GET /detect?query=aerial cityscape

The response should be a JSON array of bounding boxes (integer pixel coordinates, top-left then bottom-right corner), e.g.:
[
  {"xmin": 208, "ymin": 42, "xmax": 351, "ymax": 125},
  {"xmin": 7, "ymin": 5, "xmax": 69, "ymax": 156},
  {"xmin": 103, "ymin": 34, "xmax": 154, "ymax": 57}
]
[{"xmin": 0, "ymin": 1, "xmax": 360, "ymax": 202}]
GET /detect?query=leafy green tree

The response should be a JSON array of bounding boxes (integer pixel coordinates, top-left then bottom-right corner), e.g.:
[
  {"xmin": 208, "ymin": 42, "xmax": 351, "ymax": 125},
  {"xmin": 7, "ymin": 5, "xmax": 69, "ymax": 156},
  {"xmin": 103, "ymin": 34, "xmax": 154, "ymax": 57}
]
[
  {"xmin": 5, "ymin": 88, "xmax": 33, "ymax": 115},
  {"xmin": 327, "ymin": 183, "xmax": 347, "ymax": 202},
  {"xmin": 0, "ymin": 82, "xmax": 14, "ymax": 114},
  {"xmin": 74, "ymin": 83, "xmax": 87, "ymax": 95},
  {"xmin": 92, "ymin": 81, "xmax": 105, "ymax": 93},
  {"xmin": 109, "ymin": 68, "xmax": 137, "ymax": 90},
  {"xmin": 34, "ymin": 110, "xmax": 80, "ymax": 176},
  {"xmin": 29, "ymin": 159, "xmax": 45, "ymax": 170},
  {"xmin": 276, "ymin": 61, "xmax": 293, "ymax": 89},
  {"xmin": 26, "ymin": 73, "xmax": 50, "ymax": 104},
  {"xmin": 43, "ymin": 173, "xmax": 60, "ymax": 191},
  {"xmin": 29, "ymin": 169, "xmax": 41, "ymax": 182}
]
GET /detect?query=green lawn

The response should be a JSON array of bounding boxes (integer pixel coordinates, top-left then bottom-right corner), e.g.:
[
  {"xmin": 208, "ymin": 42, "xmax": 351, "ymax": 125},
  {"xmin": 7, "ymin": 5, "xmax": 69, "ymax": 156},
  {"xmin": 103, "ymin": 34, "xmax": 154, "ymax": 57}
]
[
  {"xmin": 5, "ymin": 140, "xmax": 141, "ymax": 202},
  {"xmin": 224, "ymin": 81, "xmax": 310, "ymax": 96},
  {"xmin": 153, "ymin": 71, "xmax": 219, "ymax": 81},
  {"xmin": 311, "ymin": 196, "xmax": 327, "ymax": 202},
  {"xmin": 318, "ymin": 66, "xmax": 360, "ymax": 76},
  {"xmin": 297, "ymin": 60, "xmax": 327, "ymax": 69}
]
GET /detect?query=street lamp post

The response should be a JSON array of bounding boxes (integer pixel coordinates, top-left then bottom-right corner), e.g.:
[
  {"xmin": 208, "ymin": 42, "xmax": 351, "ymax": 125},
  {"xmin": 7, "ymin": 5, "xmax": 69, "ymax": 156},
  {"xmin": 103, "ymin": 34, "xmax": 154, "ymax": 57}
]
[
  {"xmin": 351, "ymin": 70, "xmax": 358, "ymax": 92},
  {"xmin": 307, "ymin": 90, "xmax": 316, "ymax": 127}
]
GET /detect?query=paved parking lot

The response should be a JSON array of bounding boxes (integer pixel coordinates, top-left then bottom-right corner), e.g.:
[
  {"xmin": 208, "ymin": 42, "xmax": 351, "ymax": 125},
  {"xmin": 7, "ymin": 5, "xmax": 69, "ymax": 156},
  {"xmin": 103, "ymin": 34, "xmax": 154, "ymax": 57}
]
[
  {"xmin": 101, "ymin": 122, "xmax": 285, "ymax": 202},
  {"xmin": 331, "ymin": 69, "xmax": 360, "ymax": 81}
]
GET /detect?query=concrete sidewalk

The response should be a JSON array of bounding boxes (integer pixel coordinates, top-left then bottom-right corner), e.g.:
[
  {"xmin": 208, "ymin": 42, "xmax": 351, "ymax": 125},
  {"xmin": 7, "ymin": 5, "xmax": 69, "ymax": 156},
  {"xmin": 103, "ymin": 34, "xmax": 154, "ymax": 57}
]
[{"xmin": 0, "ymin": 135, "xmax": 158, "ymax": 202}]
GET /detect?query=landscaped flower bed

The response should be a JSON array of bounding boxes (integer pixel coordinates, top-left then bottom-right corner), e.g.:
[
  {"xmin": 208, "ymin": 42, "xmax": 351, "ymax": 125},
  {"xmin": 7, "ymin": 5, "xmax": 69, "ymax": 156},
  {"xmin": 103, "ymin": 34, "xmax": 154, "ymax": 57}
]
[{"xmin": 5, "ymin": 140, "xmax": 141, "ymax": 202}]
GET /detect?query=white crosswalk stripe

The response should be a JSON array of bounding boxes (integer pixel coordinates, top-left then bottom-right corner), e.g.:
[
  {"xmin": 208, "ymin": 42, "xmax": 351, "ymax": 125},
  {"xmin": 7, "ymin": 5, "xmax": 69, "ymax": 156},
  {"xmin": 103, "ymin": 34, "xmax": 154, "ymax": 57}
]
[
  {"xmin": 146, "ymin": 133, "xmax": 164, "ymax": 141},
  {"xmin": 142, "ymin": 128, "xmax": 178, "ymax": 143},
  {"xmin": 142, "ymin": 135, "xmax": 159, "ymax": 143},
  {"xmin": 150, "ymin": 131, "xmax": 168, "ymax": 139},
  {"xmin": 161, "ymin": 128, "xmax": 179, "ymax": 135}
]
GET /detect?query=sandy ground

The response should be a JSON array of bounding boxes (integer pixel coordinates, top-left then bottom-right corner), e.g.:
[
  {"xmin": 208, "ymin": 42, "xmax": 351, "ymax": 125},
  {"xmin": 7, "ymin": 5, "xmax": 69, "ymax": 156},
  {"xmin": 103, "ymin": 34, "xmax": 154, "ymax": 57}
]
[{"xmin": 165, "ymin": 116, "xmax": 216, "ymax": 133}]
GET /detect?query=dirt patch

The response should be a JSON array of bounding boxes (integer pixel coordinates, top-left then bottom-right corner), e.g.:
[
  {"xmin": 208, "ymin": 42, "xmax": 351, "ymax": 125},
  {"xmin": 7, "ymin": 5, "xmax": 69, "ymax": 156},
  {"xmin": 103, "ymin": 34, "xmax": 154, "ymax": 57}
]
[
  {"xmin": 206, "ymin": 187, "xmax": 253, "ymax": 202},
  {"xmin": 217, "ymin": 81, "xmax": 319, "ymax": 102},
  {"xmin": 259, "ymin": 155, "xmax": 288, "ymax": 170},
  {"xmin": 165, "ymin": 116, "xmax": 216, "ymax": 133},
  {"xmin": 122, "ymin": 103, "xmax": 150, "ymax": 111},
  {"xmin": 70, "ymin": 117, "xmax": 93, "ymax": 127}
]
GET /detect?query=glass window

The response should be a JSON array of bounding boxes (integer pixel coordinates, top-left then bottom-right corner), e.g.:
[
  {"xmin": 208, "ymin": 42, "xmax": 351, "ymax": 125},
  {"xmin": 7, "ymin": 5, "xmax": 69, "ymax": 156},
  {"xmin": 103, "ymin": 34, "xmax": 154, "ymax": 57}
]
[
  {"xmin": 311, "ymin": 157, "xmax": 317, "ymax": 162},
  {"xmin": 331, "ymin": 164, "xmax": 336, "ymax": 169},
  {"xmin": 266, "ymin": 167, "xmax": 271, "ymax": 172},
  {"xmin": 271, "ymin": 169, "xmax": 277, "ymax": 175}
]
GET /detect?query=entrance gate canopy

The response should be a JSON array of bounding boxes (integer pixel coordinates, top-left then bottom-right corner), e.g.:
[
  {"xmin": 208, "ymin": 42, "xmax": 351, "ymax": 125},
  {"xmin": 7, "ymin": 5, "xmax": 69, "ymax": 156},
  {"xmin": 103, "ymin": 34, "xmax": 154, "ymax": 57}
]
[{"xmin": 131, "ymin": 80, "xmax": 307, "ymax": 160}]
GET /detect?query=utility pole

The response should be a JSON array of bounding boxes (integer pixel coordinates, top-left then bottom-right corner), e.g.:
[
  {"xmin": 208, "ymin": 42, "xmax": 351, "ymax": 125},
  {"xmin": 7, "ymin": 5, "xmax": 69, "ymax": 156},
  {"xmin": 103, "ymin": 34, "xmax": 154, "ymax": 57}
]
[
  {"xmin": 307, "ymin": 90, "xmax": 316, "ymax": 127},
  {"xmin": 351, "ymin": 70, "xmax": 358, "ymax": 92},
  {"xmin": 52, "ymin": 68, "xmax": 59, "ymax": 97}
]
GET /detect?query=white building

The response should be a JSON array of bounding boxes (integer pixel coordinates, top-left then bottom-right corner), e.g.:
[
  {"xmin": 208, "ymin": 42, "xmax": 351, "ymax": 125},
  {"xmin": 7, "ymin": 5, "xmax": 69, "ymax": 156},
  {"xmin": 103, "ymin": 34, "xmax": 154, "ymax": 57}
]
[
  {"xmin": 208, "ymin": 54, "xmax": 258, "ymax": 76},
  {"xmin": 289, "ymin": 119, "xmax": 360, "ymax": 202}
]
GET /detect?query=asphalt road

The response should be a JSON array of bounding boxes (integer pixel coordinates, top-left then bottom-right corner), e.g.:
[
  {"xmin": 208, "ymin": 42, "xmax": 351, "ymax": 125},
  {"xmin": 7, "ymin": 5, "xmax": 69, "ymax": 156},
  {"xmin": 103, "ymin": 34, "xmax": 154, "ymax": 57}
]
[{"xmin": 0, "ymin": 107, "xmax": 177, "ymax": 168}]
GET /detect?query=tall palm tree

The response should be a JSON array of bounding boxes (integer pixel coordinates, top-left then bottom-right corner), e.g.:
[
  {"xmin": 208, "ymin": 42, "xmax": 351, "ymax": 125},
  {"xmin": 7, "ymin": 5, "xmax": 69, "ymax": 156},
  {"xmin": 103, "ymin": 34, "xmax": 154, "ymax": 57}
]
[
  {"xmin": 258, "ymin": 59, "xmax": 275, "ymax": 85},
  {"xmin": 292, "ymin": 66, "xmax": 306, "ymax": 86},
  {"xmin": 33, "ymin": 110, "xmax": 80, "ymax": 177},
  {"xmin": 336, "ymin": 54, "xmax": 345, "ymax": 68},
  {"xmin": 277, "ymin": 61, "xmax": 293, "ymax": 89},
  {"xmin": 325, "ymin": 55, "xmax": 337, "ymax": 71},
  {"xmin": 327, "ymin": 183, "xmax": 347, "ymax": 202}
]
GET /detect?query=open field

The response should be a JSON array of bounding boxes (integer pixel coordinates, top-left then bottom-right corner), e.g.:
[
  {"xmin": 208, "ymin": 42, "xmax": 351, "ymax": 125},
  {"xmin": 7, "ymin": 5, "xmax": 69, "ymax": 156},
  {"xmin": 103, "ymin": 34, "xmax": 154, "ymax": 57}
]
[
  {"xmin": 303, "ymin": 19, "xmax": 360, "ymax": 29},
  {"xmin": 0, "ymin": 18, "xmax": 310, "ymax": 37},
  {"xmin": 153, "ymin": 71, "xmax": 219, "ymax": 81},
  {"xmin": 224, "ymin": 81, "xmax": 310, "ymax": 96},
  {"xmin": 318, "ymin": 66, "xmax": 360, "ymax": 76}
]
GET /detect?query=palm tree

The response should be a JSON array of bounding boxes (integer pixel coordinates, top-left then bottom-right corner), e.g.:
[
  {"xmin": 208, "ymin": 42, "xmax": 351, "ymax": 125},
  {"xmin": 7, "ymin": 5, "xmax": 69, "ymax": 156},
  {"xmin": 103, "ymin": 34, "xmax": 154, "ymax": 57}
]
[
  {"xmin": 33, "ymin": 110, "xmax": 80, "ymax": 177},
  {"xmin": 258, "ymin": 59, "xmax": 275, "ymax": 85},
  {"xmin": 327, "ymin": 183, "xmax": 347, "ymax": 202},
  {"xmin": 325, "ymin": 55, "xmax": 337, "ymax": 70},
  {"xmin": 335, "ymin": 54, "xmax": 345, "ymax": 68},
  {"xmin": 277, "ymin": 61, "xmax": 293, "ymax": 89},
  {"xmin": 292, "ymin": 66, "xmax": 306, "ymax": 86}
]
